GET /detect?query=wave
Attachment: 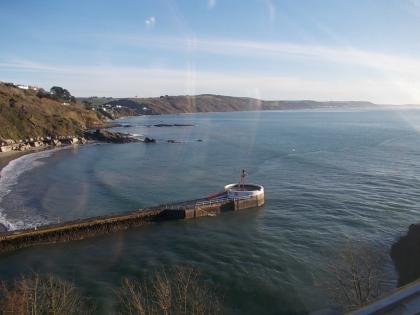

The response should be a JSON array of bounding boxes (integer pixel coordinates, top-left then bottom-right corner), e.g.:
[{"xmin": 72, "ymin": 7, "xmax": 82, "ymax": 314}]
[{"xmin": 0, "ymin": 149, "xmax": 59, "ymax": 230}]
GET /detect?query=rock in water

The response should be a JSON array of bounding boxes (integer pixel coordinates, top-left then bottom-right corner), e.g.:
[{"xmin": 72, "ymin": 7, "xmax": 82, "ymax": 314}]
[
  {"xmin": 84, "ymin": 129, "xmax": 140, "ymax": 143},
  {"xmin": 154, "ymin": 123, "xmax": 194, "ymax": 127},
  {"xmin": 143, "ymin": 137, "xmax": 156, "ymax": 143}
]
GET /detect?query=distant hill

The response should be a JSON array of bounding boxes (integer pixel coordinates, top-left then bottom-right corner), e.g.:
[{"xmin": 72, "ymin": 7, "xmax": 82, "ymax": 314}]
[
  {"xmin": 0, "ymin": 83, "xmax": 104, "ymax": 141},
  {"xmin": 80, "ymin": 94, "xmax": 377, "ymax": 115},
  {"xmin": 0, "ymin": 81, "xmax": 379, "ymax": 142}
]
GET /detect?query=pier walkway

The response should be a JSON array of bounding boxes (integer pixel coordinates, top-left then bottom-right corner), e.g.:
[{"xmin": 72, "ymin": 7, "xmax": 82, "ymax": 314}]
[{"xmin": 0, "ymin": 190, "xmax": 264, "ymax": 253}]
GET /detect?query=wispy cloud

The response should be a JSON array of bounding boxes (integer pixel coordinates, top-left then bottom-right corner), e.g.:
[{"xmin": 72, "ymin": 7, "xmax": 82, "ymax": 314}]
[
  {"xmin": 145, "ymin": 16, "xmax": 156, "ymax": 28},
  {"xmin": 3, "ymin": 34, "xmax": 420, "ymax": 103},
  {"xmin": 1, "ymin": 59, "xmax": 418, "ymax": 103},
  {"xmin": 98, "ymin": 33, "xmax": 420, "ymax": 76}
]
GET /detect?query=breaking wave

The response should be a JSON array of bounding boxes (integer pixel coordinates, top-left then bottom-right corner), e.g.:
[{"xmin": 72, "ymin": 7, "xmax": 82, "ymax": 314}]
[{"xmin": 0, "ymin": 150, "xmax": 59, "ymax": 230}]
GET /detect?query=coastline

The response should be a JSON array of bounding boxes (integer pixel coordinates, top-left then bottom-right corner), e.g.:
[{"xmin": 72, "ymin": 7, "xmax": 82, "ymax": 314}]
[
  {"xmin": 0, "ymin": 147, "xmax": 62, "ymax": 232},
  {"xmin": 0, "ymin": 127, "xmax": 146, "ymax": 232},
  {"xmin": 0, "ymin": 150, "xmax": 37, "ymax": 171},
  {"xmin": 0, "ymin": 144, "xmax": 69, "ymax": 172}
]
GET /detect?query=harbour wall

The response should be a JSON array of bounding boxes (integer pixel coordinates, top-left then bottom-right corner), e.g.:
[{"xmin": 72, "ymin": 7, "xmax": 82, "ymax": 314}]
[{"xmin": 0, "ymin": 193, "xmax": 263, "ymax": 254}]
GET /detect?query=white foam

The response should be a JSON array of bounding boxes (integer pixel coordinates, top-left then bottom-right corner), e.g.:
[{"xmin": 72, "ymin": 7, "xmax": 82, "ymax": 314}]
[{"xmin": 0, "ymin": 149, "xmax": 59, "ymax": 230}]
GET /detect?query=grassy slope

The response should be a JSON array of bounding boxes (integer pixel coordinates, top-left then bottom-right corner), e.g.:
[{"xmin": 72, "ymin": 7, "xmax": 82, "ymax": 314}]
[{"xmin": 0, "ymin": 83, "xmax": 104, "ymax": 141}]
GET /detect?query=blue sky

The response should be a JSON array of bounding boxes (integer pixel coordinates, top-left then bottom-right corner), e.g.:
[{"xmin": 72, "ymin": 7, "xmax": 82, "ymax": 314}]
[{"xmin": 1, "ymin": 0, "xmax": 420, "ymax": 103}]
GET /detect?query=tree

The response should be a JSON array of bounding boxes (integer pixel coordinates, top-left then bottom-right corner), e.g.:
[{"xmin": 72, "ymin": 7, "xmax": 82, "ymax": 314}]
[
  {"xmin": 116, "ymin": 266, "xmax": 222, "ymax": 315},
  {"xmin": 82, "ymin": 100, "xmax": 92, "ymax": 107},
  {"xmin": 0, "ymin": 273, "xmax": 92, "ymax": 315},
  {"xmin": 319, "ymin": 242, "xmax": 386, "ymax": 312},
  {"xmin": 36, "ymin": 88, "xmax": 50, "ymax": 98},
  {"xmin": 50, "ymin": 86, "xmax": 72, "ymax": 100}
]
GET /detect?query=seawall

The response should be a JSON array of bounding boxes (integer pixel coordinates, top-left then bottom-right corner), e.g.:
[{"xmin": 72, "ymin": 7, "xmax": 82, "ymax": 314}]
[{"xmin": 0, "ymin": 193, "xmax": 264, "ymax": 254}]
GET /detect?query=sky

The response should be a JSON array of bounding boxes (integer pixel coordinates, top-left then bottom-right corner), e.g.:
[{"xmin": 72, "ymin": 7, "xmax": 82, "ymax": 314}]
[{"xmin": 1, "ymin": 0, "xmax": 420, "ymax": 103}]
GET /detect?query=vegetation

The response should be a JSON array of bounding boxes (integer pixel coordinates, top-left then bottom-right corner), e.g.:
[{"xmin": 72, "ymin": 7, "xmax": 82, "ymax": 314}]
[
  {"xmin": 0, "ymin": 83, "xmax": 104, "ymax": 141},
  {"xmin": 319, "ymin": 242, "xmax": 386, "ymax": 312},
  {"xmin": 0, "ymin": 274, "xmax": 91, "ymax": 315},
  {"xmin": 0, "ymin": 268, "xmax": 221, "ymax": 315},
  {"xmin": 50, "ymin": 86, "xmax": 72, "ymax": 101},
  {"xmin": 117, "ymin": 267, "xmax": 221, "ymax": 315}
]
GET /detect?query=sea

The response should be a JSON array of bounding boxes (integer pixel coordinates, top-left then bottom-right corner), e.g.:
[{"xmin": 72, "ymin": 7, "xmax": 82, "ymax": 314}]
[{"xmin": 0, "ymin": 108, "xmax": 420, "ymax": 314}]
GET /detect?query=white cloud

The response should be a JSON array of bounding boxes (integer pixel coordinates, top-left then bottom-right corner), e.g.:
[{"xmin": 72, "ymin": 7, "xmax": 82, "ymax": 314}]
[
  {"xmin": 208, "ymin": 0, "xmax": 216, "ymax": 9},
  {"xmin": 101, "ymin": 34, "xmax": 420, "ymax": 77},
  {"xmin": 145, "ymin": 16, "xmax": 156, "ymax": 28},
  {"xmin": 4, "ymin": 35, "xmax": 420, "ymax": 103},
  {"xmin": 1, "ymin": 60, "xmax": 419, "ymax": 104}
]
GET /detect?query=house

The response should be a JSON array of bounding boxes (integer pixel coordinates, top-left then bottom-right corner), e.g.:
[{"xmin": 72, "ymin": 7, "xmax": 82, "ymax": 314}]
[{"xmin": 16, "ymin": 84, "xmax": 39, "ymax": 91}]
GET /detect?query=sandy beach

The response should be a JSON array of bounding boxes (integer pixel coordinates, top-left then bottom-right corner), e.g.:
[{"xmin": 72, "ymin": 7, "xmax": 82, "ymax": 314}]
[{"xmin": 0, "ymin": 151, "xmax": 30, "ymax": 171}]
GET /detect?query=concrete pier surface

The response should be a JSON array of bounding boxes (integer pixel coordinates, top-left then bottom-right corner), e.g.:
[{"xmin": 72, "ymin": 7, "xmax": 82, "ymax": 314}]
[{"xmin": 0, "ymin": 186, "xmax": 264, "ymax": 254}]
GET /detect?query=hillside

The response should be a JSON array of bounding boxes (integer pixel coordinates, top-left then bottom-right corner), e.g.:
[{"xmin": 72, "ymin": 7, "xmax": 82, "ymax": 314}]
[
  {"xmin": 0, "ymin": 83, "xmax": 104, "ymax": 141},
  {"xmin": 0, "ymin": 81, "xmax": 379, "ymax": 142},
  {"xmin": 80, "ymin": 94, "xmax": 377, "ymax": 115}
]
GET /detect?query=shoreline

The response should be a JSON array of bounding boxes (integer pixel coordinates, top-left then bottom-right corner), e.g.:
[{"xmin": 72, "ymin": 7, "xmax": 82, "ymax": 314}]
[
  {"xmin": 0, "ymin": 144, "xmax": 93, "ymax": 232},
  {"xmin": 0, "ymin": 126, "xmax": 150, "ymax": 232},
  {"xmin": 0, "ymin": 148, "xmax": 49, "ymax": 171},
  {"xmin": 0, "ymin": 146, "xmax": 63, "ymax": 232},
  {"xmin": 0, "ymin": 151, "xmax": 29, "ymax": 232}
]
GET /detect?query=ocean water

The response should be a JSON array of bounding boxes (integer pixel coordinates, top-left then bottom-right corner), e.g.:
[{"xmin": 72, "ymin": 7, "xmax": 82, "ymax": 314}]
[{"xmin": 0, "ymin": 109, "xmax": 420, "ymax": 314}]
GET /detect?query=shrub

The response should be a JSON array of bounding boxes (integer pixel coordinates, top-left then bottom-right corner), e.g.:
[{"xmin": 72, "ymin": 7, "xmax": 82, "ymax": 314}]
[
  {"xmin": 318, "ymin": 242, "xmax": 386, "ymax": 311},
  {"xmin": 0, "ymin": 274, "xmax": 92, "ymax": 315},
  {"xmin": 50, "ymin": 86, "xmax": 72, "ymax": 101},
  {"xmin": 116, "ymin": 266, "xmax": 222, "ymax": 315},
  {"xmin": 36, "ymin": 88, "xmax": 50, "ymax": 98}
]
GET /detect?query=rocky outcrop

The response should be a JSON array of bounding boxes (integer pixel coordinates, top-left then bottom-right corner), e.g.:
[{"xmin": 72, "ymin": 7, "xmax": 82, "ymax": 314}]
[
  {"xmin": 105, "ymin": 123, "xmax": 133, "ymax": 128},
  {"xmin": 84, "ymin": 129, "xmax": 142, "ymax": 143},
  {"xmin": 0, "ymin": 130, "xmax": 156, "ymax": 153},
  {"xmin": 151, "ymin": 123, "xmax": 194, "ymax": 127},
  {"xmin": 0, "ymin": 135, "xmax": 87, "ymax": 153},
  {"xmin": 391, "ymin": 223, "xmax": 420, "ymax": 286},
  {"xmin": 143, "ymin": 137, "xmax": 156, "ymax": 143}
]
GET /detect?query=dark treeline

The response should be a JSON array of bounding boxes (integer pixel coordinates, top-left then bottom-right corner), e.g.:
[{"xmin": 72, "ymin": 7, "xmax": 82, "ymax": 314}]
[{"xmin": 0, "ymin": 267, "xmax": 221, "ymax": 315}]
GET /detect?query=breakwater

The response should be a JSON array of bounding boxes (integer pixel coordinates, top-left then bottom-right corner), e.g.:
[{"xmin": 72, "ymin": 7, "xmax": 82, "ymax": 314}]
[{"xmin": 0, "ymin": 192, "xmax": 264, "ymax": 253}]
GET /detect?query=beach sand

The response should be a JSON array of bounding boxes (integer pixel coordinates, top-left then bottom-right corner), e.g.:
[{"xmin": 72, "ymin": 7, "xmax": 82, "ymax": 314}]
[{"xmin": 0, "ymin": 151, "xmax": 30, "ymax": 170}]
